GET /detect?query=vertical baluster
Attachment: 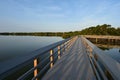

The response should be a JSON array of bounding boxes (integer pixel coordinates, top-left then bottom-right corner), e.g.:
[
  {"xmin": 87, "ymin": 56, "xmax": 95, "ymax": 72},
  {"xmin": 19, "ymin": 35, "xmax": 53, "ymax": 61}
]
[
  {"xmin": 64, "ymin": 42, "xmax": 66, "ymax": 52},
  {"xmin": 69, "ymin": 40, "xmax": 71, "ymax": 48},
  {"xmin": 66, "ymin": 41, "xmax": 68, "ymax": 50},
  {"xmin": 63, "ymin": 42, "xmax": 65, "ymax": 51},
  {"xmin": 89, "ymin": 47, "xmax": 93, "ymax": 58},
  {"xmin": 58, "ymin": 46, "xmax": 61, "ymax": 60},
  {"xmin": 61, "ymin": 44, "xmax": 65, "ymax": 55},
  {"xmin": 34, "ymin": 59, "xmax": 38, "ymax": 80},
  {"xmin": 67, "ymin": 40, "xmax": 70, "ymax": 49},
  {"xmin": 50, "ymin": 50, "xmax": 54, "ymax": 68}
]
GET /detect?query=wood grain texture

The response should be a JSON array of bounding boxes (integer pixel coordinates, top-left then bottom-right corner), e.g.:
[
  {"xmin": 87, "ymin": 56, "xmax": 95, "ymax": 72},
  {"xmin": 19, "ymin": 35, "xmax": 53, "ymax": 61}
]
[{"xmin": 42, "ymin": 37, "xmax": 96, "ymax": 80}]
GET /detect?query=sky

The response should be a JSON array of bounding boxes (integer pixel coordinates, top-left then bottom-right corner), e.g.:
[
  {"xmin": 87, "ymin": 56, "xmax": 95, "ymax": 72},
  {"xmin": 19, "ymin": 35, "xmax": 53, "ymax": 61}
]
[{"xmin": 0, "ymin": 0, "xmax": 120, "ymax": 32}]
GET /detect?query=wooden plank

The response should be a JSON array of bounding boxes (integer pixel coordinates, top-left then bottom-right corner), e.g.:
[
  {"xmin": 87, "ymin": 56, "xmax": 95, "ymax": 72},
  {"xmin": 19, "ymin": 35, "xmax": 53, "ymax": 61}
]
[{"xmin": 42, "ymin": 37, "xmax": 96, "ymax": 80}]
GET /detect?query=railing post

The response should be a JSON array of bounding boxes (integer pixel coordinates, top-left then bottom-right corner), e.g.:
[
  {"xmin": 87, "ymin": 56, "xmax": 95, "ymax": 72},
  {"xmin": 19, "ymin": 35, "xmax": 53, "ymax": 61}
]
[
  {"xmin": 34, "ymin": 59, "xmax": 38, "ymax": 80},
  {"xmin": 50, "ymin": 50, "xmax": 54, "ymax": 68},
  {"xmin": 67, "ymin": 40, "xmax": 70, "ymax": 49},
  {"xmin": 58, "ymin": 46, "xmax": 61, "ymax": 60},
  {"xmin": 66, "ymin": 41, "xmax": 68, "ymax": 50},
  {"xmin": 61, "ymin": 44, "xmax": 65, "ymax": 55},
  {"xmin": 69, "ymin": 39, "xmax": 73, "ymax": 48},
  {"xmin": 63, "ymin": 42, "xmax": 66, "ymax": 52},
  {"xmin": 89, "ymin": 47, "xmax": 93, "ymax": 57},
  {"xmin": 96, "ymin": 38, "xmax": 97, "ymax": 44},
  {"xmin": 65, "ymin": 41, "xmax": 68, "ymax": 51}
]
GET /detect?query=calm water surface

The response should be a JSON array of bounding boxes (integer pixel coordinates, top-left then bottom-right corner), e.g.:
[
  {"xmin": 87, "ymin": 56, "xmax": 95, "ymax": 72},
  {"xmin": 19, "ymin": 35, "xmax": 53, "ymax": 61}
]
[
  {"xmin": 0, "ymin": 36, "xmax": 120, "ymax": 63},
  {"xmin": 97, "ymin": 44, "xmax": 120, "ymax": 63},
  {"xmin": 104, "ymin": 48, "xmax": 120, "ymax": 63},
  {"xmin": 0, "ymin": 36, "xmax": 63, "ymax": 62}
]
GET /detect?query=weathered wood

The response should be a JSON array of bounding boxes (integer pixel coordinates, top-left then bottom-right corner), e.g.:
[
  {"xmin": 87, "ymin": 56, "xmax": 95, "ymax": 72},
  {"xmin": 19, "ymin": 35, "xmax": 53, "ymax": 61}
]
[
  {"xmin": 58, "ymin": 46, "xmax": 61, "ymax": 60},
  {"xmin": 42, "ymin": 37, "xmax": 96, "ymax": 80},
  {"xmin": 82, "ymin": 36, "xmax": 120, "ymax": 80},
  {"xmin": 50, "ymin": 50, "xmax": 54, "ymax": 68},
  {"xmin": 84, "ymin": 35, "xmax": 120, "ymax": 40},
  {"xmin": 0, "ymin": 37, "xmax": 72, "ymax": 80},
  {"xmin": 34, "ymin": 59, "xmax": 38, "ymax": 80},
  {"xmin": 1, "ymin": 36, "xmax": 120, "ymax": 80}
]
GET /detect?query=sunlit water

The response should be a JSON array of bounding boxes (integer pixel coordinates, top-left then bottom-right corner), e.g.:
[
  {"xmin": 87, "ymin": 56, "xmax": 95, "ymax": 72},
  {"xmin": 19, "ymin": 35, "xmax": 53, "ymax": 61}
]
[{"xmin": 0, "ymin": 36, "xmax": 63, "ymax": 62}]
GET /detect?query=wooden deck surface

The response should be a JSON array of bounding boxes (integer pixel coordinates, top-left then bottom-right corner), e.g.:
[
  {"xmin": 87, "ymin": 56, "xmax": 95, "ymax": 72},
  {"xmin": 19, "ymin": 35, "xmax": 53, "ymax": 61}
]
[{"xmin": 42, "ymin": 37, "xmax": 96, "ymax": 80}]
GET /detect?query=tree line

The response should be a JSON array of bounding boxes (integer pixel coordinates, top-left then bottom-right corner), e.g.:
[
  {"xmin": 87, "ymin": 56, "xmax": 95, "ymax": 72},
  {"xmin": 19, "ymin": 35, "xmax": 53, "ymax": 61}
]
[
  {"xmin": 79, "ymin": 24, "xmax": 120, "ymax": 35},
  {"xmin": 0, "ymin": 32, "xmax": 64, "ymax": 36},
  {"xmin": 0, "ymin": 24, "xmax": 120, "ymax": 38},
  {"xmin": 62, "ymin": 24, "xmax": 120, "ymax": 38}
]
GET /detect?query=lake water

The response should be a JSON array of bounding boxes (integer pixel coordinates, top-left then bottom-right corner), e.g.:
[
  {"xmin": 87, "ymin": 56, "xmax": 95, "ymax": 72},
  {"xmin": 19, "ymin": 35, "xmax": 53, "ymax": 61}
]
[
  {"xmin": 0, "ymin": 36, "xmax": 120, "ymax": 63},
  {"xmin": 96, "ymin": 44, "xmax": 120, "ymax": 63},
  {"xmin": 0, "ymin": 36, "xmax": 63, "ymax": 62},
  {"xmin": 105, "ymin": 48, "xmax": 120, "ymax": 63}
]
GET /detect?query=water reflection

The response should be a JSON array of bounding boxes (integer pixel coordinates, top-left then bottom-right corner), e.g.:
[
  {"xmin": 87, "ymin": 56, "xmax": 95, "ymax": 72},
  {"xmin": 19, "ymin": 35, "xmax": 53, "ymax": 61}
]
[
  {"xmin": 95, "ymin": 43, "xmax": 120, "ymax": 63},
  {"xmin": 0, "ymin": 36, "xmax": 63, "ymax": 62}
]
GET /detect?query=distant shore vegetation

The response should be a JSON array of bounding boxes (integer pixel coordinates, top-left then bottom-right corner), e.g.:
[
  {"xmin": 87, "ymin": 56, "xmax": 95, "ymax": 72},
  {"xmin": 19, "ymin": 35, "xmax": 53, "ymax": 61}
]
[{"xmin": 0, "ymin": 24, "xmax": 120, "ymax": 38}]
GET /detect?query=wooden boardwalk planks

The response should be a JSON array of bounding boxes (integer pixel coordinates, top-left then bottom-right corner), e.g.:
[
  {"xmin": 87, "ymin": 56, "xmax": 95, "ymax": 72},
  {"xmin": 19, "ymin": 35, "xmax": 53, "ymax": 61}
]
[{"xmin": 42, "ymin": 37, "xmax": 96, "ymax": 80}]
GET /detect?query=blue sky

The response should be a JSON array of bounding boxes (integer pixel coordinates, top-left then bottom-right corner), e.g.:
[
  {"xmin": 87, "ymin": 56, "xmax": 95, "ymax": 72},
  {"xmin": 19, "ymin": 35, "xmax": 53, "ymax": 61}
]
[{"xmin": 0, "ymin": 0, "xmax": 120, "ymax": 32}]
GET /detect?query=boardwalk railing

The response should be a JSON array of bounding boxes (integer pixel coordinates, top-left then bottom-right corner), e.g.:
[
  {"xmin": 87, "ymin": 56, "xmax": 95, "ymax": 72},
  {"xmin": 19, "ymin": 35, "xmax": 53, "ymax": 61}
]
[
  {"xmin": 83, "ymin": 35, "xmax": 120, "ymax": 39},
  {"xmin": 0, "ymin": 37, "xmax": 77, "ymax": 80},
  {"xmin": 84, "ymin": 35, "xmax": 120, "ymax": 45},
  {"xmin": 81, "ymin": 36, "xmax": 120, "ymax": 80}
]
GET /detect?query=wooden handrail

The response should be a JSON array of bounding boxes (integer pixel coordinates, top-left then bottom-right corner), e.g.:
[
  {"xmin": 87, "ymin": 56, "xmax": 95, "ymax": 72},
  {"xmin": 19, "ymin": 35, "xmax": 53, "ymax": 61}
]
[
  {"xmin": 81, "ymin": 36, "xmax": 120, "ymax": 80},
  {"xmin": 0, "ymin": 37, "xmax": 77, "ymax": 80}
]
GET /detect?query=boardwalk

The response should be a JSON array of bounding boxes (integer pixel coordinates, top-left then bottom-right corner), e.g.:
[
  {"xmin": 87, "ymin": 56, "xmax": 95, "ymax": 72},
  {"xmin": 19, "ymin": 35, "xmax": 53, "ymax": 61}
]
[
  {"xmin": 84, "ymin": 35, "xmax": 120, "ymax": 45},
  {"xmin": 42, "ymin": 37, "xmax": 96, "ymax": 80},
  {"xmin": 0, "ymin": 36, "xmax": 120, "ymax": 80}
]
